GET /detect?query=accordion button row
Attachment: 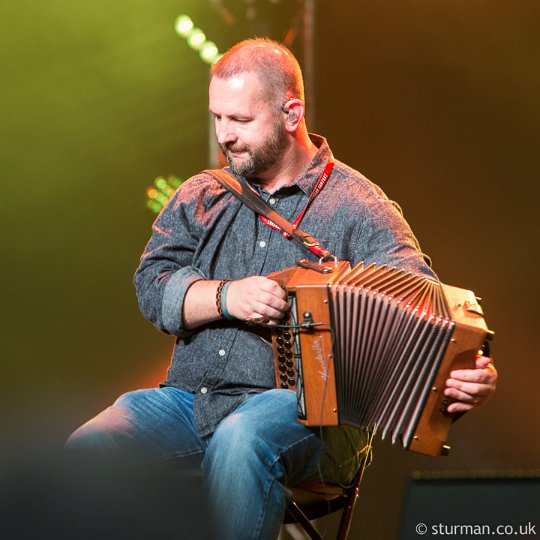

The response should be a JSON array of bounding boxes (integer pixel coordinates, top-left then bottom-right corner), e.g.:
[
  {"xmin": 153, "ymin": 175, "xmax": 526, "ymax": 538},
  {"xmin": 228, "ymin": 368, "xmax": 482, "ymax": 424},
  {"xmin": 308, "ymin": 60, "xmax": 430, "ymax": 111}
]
[
  {"xmin": 274, "ymin": 327, "xmax": 297, "ymax": 390},
  {"xmin": 278, "ymin": 362, "xmax": 294, "ymax": 371}
]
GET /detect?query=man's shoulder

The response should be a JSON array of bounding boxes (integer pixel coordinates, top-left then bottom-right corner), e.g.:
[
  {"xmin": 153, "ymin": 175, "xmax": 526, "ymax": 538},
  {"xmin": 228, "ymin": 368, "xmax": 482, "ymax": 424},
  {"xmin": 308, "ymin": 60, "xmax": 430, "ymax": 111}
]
[
  {"xmin": 330, "ymin": 160, "xmax": 390, "ymax": 203},
  {"xmin": 181, "ymin": 170, "xmax": 223, "ymax": 192},
  {"xmin": 170, "ymin": 170, "xmax": 229, "ymax": 205},
  {"xmin": 152, "ymin": 170, "xmax": 239, "ymax": 221}
]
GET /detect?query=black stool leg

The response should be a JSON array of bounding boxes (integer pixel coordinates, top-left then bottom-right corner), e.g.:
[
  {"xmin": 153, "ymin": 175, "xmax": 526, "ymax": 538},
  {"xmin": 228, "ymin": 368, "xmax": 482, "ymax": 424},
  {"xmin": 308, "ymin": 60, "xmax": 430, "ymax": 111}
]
[{"xmin": 285, "ymin": 501, "xmax": 323, "ymax": 540}]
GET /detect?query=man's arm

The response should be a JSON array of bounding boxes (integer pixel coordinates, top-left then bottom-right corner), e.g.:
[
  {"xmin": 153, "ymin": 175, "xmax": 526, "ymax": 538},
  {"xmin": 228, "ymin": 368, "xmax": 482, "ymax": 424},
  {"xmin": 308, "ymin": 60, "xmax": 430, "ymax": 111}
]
[{"xmin": 183, "ymin": 277, "xmax": 289, "ymax": 329}]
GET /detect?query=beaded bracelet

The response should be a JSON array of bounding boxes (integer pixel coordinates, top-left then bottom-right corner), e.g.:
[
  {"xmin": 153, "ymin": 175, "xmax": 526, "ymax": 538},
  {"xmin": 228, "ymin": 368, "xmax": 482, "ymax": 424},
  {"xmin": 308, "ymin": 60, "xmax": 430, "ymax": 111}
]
[
  {"xmin": 220, "ymin": 281, "xmax": 233, "ymax": 320},
  {"xmin": 215, "ymin": 279, "xmax": 230, "ymax": 318}
]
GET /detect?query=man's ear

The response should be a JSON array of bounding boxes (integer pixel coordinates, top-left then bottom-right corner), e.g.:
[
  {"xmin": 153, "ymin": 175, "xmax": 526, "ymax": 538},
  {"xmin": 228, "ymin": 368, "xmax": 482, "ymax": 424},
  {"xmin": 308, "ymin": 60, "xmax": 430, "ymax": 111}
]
[{"xmin": 282, "ymin": 99, "xmax": 305, "ymax": 131}]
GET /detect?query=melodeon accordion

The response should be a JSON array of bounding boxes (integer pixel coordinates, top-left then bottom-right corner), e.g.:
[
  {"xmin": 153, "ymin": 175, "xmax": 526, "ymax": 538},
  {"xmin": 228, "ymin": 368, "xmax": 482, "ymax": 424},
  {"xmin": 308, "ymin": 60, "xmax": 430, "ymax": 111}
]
[{"xmin": 269, "ymin": 260, "xmax": 493, "ymax": 457}]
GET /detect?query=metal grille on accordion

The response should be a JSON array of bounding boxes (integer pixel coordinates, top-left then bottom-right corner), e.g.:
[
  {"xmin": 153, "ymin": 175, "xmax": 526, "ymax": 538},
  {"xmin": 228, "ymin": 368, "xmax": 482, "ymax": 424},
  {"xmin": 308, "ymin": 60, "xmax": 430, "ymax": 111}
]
[{"xmin": 269, "ymin": 260, "xmax": 493, "ymax": 457}]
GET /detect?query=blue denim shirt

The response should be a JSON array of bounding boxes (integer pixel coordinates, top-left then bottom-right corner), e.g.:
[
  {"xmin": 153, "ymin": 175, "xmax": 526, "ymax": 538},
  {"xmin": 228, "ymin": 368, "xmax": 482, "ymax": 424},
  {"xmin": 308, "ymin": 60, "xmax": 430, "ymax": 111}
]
[{"xmin": 134, "ymin": 135, "xmax": 436, "ymax": 437}]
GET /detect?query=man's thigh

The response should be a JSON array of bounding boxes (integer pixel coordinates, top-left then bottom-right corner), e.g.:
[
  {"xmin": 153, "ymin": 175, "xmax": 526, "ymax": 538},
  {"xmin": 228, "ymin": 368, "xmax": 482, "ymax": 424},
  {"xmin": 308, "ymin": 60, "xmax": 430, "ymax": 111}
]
[
  {"xmin": 66, "ymin": 387, "xmax": 206, "ymax": 461},
  {"xmin": 206, "ymin": 389, "xmax": 362, "ymax": 486}
]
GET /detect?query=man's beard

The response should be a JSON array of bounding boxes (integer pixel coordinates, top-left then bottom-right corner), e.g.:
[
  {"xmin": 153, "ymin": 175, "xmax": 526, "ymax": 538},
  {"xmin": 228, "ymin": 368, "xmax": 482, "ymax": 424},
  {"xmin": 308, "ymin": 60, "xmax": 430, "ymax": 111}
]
[{"xmin": 220, "ymin": 122, "xmax": 288, "ymax": 178}]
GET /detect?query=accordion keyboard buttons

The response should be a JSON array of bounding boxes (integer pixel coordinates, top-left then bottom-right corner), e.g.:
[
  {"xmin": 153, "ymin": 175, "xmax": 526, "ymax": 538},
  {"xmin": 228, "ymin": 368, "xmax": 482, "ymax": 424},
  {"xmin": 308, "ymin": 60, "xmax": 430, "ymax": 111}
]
[{"xmin": 272, "ymin": 320, "xmax": 298, "ymax": 390}]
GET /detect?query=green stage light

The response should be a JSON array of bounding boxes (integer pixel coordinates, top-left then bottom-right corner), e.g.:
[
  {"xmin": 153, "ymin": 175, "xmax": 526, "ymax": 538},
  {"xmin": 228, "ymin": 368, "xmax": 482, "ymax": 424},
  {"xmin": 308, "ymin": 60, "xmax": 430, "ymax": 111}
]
[
  {"xmin": 187, "ymin": 28, "xmax": 206, "ymax": 51},
  {"xmin": 155, "ymin": 177, "xmax": 176, "ymax": 196},
  {"xmin": 146, "ymin": 176, "xmax": 185, "ymax": 215},
  {"xmin": 154, "ymin": 177, "xmax": 167, "ymax": 190},
  {"xmin": 174, "ymin": 15, "xmax": 194, "ymax": 38},
  {"xmin": 174, "ymin": 14, "xmax": 222, "ymax": 65},
  {"xmin": 146, "ymin": 199, "xmax": 163, "ymax": 214},
  {"xmin": 200, "ymin": 41, "xmax": 220, "ymax": 65}
]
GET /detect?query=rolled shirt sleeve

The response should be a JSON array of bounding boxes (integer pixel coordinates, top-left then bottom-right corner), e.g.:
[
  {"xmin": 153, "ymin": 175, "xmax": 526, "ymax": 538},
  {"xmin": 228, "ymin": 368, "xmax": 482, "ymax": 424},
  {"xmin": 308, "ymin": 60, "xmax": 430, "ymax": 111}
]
[{"xmin": 134, "ymin": 181, "xmax": 210, "ymax": 338}]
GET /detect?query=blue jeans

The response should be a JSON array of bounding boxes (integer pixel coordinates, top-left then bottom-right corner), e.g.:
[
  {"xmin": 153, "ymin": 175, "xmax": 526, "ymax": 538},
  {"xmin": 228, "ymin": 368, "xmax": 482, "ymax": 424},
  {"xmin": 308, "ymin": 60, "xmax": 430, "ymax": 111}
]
[{"xmin": 66, "ymin": 387, "xmax": 367, "ymax": 540}]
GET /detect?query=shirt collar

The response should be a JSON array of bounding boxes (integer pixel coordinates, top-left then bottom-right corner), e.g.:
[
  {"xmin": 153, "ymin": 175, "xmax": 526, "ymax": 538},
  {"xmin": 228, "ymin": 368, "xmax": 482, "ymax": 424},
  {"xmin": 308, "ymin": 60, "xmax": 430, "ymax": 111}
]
[{"xmin": 295, "ymin": 133, "xmax": 333, "ymax": 196}]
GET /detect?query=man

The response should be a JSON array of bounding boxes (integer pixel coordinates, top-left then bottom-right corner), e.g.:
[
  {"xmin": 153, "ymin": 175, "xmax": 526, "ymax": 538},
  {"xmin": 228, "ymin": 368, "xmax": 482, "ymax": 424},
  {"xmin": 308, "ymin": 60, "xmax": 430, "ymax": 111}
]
[{"xmin": 67, "ymin": 39, "xmax": 497, "ymax": 539}]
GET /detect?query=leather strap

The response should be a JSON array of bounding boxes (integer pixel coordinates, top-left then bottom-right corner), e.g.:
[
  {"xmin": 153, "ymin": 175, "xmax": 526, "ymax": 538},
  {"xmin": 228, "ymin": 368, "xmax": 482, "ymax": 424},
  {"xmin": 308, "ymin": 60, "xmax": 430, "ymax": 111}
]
[{"xmin": 204, "ymin": 169, "xmax": 335, "ymax": 261}]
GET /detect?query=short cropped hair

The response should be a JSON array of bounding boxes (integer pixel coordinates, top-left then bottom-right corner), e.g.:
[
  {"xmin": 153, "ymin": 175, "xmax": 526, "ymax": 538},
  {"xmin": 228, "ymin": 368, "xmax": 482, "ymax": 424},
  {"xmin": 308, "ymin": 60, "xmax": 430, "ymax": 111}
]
[{"xmin": 211, "ymin": 38, "xmax": 305, "ymax": 109}]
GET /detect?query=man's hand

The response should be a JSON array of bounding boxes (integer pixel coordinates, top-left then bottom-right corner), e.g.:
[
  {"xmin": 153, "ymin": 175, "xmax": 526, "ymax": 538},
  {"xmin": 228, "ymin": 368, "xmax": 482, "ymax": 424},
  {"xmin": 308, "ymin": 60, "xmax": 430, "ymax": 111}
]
[
  {"xmin": 226, "ymin": 276, "xmax": 288, "ymax": 326},
  {"xmin": 444, "ymin": 354, "xmax": 498, "ymax": 413}
]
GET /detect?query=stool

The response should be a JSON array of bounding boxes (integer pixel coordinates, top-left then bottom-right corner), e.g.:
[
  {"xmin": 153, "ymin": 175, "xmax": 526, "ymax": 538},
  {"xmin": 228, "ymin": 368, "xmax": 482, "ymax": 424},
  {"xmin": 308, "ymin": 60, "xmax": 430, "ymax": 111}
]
[{"xmin": 283, "ymin": 446, "xmax": 372, "ymax": 540}]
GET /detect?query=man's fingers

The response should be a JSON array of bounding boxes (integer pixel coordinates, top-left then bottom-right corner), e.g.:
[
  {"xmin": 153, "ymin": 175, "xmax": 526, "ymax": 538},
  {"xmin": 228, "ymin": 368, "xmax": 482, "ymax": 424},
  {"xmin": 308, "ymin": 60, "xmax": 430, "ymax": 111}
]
[
  {"xmin": 446, "ymin": 401, "xmax": 475, "ymax": 413},
  {"xmin": 257, "ymin": 291, "xmax": 288, "ymax": 313},
  {"xmin": 444, "ymin": 385, "xmax": 487, "ymax": 402},
  {"xmin": 449, "ymin": 368, "xmax": 495, "ymax": 384}
]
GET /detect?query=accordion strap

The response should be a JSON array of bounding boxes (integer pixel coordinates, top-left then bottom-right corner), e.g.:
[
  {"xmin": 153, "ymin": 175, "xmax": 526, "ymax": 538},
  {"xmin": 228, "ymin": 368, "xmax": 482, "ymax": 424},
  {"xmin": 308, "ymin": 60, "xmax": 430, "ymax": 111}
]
[{"xmin": 204, "ymin": 168, "xmax": 335, "ymax": 261}]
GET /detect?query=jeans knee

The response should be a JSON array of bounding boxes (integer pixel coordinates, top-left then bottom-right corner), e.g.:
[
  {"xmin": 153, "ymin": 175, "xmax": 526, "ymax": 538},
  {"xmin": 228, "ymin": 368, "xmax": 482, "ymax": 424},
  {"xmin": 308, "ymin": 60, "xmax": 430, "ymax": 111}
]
[
  {"xmin": 65, "ymin": 422, "xmax": 117, "ymax": 456},
  {"xmin": 207, "ymin": 419, "xmax": 283, "ymax": 482},
  {"xmin": 113, "ymin": 389, "xmax": 147, "ymax": 410}
]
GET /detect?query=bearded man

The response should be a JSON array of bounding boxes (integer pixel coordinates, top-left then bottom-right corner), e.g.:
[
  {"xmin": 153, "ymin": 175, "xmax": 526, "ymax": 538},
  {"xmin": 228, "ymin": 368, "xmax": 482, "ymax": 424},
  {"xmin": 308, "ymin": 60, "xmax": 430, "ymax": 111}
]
[{"xmin": 67, "ymin": 38, "xmax": 497, "ymax": 540}]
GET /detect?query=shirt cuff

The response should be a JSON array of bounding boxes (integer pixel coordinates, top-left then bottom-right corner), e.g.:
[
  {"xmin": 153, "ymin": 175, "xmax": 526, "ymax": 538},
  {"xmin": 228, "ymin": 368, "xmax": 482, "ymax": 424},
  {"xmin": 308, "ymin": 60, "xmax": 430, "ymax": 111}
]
[{"xmin": 162, "ymin": 267, "xmax": 206, "ymax": 337}]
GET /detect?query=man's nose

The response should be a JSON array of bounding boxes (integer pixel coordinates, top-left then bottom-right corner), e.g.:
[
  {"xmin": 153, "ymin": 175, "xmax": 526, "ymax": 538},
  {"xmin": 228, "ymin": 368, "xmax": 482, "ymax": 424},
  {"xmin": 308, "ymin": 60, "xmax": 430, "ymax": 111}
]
[{"xmin": 216, "ymin": 120, "xmax": 237, "ymax": 146}]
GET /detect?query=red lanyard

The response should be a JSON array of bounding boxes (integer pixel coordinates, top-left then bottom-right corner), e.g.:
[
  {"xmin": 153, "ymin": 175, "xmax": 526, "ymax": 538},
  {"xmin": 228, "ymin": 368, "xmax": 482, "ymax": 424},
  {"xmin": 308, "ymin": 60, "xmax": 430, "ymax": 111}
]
[{"xmin": 250, "ymin": 158, "xmax": 335, "ymax": 241}]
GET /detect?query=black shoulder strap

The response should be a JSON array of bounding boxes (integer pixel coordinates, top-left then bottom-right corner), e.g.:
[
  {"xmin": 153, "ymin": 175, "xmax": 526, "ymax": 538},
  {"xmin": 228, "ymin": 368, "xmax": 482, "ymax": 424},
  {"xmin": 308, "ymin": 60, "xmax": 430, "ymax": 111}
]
[{"xmin": 204, "ymin": 168, "xmax": 334, "ymax": 261}]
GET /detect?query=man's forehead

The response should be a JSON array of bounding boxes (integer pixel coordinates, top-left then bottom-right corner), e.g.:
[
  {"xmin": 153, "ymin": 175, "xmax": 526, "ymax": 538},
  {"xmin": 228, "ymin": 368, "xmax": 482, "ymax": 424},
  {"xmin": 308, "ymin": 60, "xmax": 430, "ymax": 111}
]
[
  {"xmin": 224, "ymin": 74, "xmax": 251, "ymax": 90},
  {"xmin": 209, "ymin": 74, "xmax": 274, "ymax": 115},
  {"xmin": 211, "ymin": 72, "xmax": 264, "ymax": 93}
]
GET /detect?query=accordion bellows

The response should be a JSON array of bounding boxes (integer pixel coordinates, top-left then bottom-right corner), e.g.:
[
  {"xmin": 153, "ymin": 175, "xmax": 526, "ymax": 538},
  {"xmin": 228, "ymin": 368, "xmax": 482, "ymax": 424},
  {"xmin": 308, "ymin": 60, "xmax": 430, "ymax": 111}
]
[{"xmin": 269, "ymin": 260, "xmax": 493, "ymax": 457}]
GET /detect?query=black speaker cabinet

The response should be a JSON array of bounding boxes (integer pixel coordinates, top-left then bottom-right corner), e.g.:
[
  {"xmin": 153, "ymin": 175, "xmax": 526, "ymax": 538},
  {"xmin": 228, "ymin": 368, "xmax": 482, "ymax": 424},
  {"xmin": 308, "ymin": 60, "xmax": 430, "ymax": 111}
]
[{"xmin": 400, "ymin": 472, "xmax": 539, "ymax": 539}]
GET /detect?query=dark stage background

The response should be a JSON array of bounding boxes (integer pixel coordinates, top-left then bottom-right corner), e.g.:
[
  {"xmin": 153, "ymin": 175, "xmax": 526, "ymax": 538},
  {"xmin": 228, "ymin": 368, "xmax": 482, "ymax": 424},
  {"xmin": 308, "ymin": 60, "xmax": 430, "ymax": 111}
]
[{"xmin": 2, "ymin": 1, "xmax": 539, "ymax": 538}]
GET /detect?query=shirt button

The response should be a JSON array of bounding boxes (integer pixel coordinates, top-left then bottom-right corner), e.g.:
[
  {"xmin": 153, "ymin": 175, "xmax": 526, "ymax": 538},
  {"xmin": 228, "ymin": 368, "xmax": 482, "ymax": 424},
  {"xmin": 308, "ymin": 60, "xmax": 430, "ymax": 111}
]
[
  {"xmin": 200, "ymin": 387, "xmax": 208, "ymax": 394},
  {"xmin": 218, "ymin": 349, "xmax": 226, "ymax": 356},
  {"xmin": 259, "ymin": 241, "xmax": 266, "ymax": 248},
  {"xmin": 269, "ymin": 198, "xmax": 276, "ymax": 205}
]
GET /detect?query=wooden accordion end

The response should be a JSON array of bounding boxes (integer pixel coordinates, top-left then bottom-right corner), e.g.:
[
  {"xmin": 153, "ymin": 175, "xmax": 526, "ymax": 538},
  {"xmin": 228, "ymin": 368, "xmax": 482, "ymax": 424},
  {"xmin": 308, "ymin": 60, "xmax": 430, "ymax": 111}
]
[{"xmin": 269, "ymin": 260, "xmax": 494, "ymax": 457}]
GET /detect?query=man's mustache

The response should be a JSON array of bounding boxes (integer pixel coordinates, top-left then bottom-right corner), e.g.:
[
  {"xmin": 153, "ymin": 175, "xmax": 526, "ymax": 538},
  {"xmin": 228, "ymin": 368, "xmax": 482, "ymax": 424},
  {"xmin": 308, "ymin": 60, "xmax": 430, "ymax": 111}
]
[{"xmin": 221, "ymin": 143, "xmax": 249, "ymax": 154}]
